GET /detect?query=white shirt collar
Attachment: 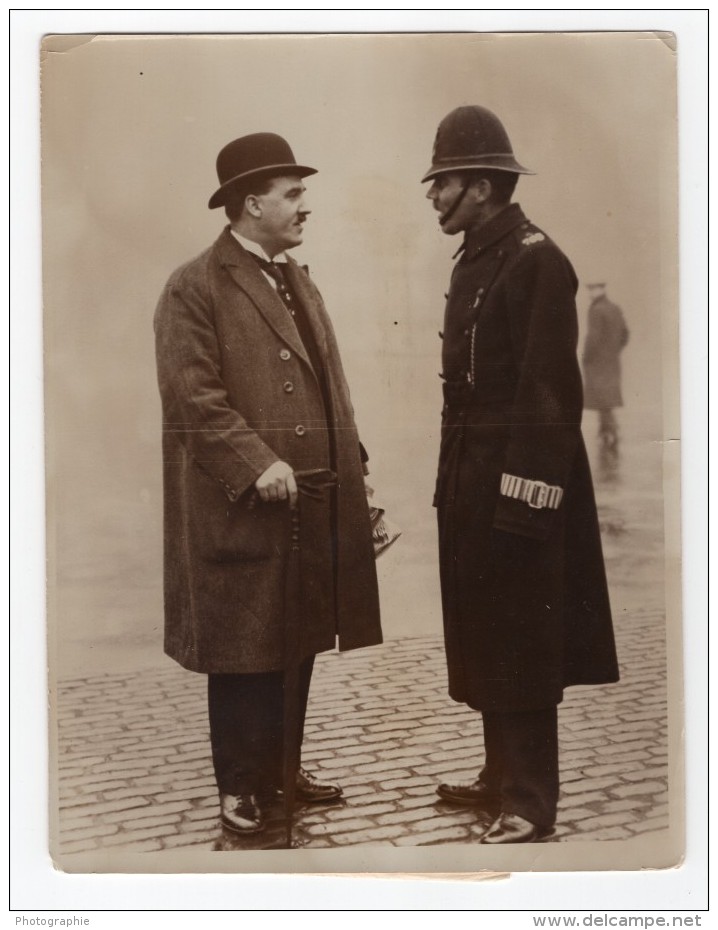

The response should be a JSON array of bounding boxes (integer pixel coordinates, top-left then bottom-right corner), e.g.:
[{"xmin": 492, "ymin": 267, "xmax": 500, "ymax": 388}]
[{"xmin": 230, "ymin": 229, "xmax": 288, "ymax": 264}]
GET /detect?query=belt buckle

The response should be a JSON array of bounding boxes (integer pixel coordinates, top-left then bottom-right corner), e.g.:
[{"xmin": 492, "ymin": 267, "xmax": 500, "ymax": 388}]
[{"xmin": 527, "ymin": 480, "xmax": 548, "ymax": 509}]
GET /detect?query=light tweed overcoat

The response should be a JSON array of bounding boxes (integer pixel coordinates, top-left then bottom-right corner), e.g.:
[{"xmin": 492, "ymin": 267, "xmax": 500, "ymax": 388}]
[
  {"xmin": 154, "ymin": 228, "xmax": 382, "ymax": 674},
  {"xmin": 582, "ymin": 295, "xmax": 630, "ymax": 410}
]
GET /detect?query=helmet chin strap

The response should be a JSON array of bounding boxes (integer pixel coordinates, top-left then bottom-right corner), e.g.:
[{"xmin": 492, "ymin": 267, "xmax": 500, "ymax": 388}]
[{"xmin": 439, "ymin": 176, "xmax": 471, "ymax": 227}]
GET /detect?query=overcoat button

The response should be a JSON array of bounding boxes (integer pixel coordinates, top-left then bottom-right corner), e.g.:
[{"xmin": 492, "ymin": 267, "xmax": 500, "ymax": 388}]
[
  {"xmin": 295, "ymin": 425, "xmax": 306, "ymax": 436},
  {"xmin": 283, "ymin": 381, "xmax": 294, "ymax": 393},
  {"xmin": 279, "ymin": 349, "xmax": 291, "ymax": 360}
]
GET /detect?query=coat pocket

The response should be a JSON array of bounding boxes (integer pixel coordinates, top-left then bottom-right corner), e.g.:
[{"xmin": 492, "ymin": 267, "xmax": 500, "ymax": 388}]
[{"xmin": 189, "ymin": 464, "xmax": 282, "ymax": 562}]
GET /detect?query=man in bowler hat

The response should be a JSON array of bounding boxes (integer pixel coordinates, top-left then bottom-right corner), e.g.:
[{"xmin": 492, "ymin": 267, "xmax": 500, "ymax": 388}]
[
  {"xmin": 422, "ymin": 106, "xmax": 619, "ymax": 843},
  {"xmin": 154, "ymin": 133, "xmax": 382, "ymax": 836}
]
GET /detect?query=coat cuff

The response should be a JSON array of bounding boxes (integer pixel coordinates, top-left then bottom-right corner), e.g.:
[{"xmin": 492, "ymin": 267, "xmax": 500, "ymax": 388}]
[
  {"xmin": 499, "ymin": 473, "xmax": 564, "ymax": 510},
  {"xmin": 493, "ymin": 472, "xmax": 565, "ymax": 541}
]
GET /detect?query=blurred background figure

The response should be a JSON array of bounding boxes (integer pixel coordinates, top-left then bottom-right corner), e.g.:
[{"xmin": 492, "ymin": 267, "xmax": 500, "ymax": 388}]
[{"xmin": 582, "ymin": 282, "xmax": 630, "ymax": 455}]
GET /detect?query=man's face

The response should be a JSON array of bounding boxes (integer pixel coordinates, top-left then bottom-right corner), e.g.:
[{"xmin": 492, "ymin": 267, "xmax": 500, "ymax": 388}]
[
  {"xmin": 425, "ymin": 172, "xmax": 478, "ymax": 235},
  {"xmin": 254, "ymin": 175, "xmax": 310, "ymax": 255}
]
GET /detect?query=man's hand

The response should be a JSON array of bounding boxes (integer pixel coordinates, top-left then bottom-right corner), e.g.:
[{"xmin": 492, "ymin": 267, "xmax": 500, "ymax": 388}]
[{"xmin": 255, "ymin": 461, "xmax": 298, "ymax": 508}]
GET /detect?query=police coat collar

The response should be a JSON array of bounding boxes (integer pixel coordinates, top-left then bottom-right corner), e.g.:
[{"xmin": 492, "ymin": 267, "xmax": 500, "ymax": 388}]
[{"xmin": 459, "ymin": 202, "xmax": 527, "ymax": 261}]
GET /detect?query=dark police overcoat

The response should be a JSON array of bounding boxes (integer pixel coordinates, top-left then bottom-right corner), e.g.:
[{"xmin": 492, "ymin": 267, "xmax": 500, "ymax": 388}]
[
  {"xmin": 582, "ymin": 294, "xmax": 630, "ymax": 410},
  {"xmin": 435, "ymin": 204, "xmax": 619, "ymax": 713},
  {"xmin": 154, "ymin": 228, "xmax": 382, "ymax": 674}
]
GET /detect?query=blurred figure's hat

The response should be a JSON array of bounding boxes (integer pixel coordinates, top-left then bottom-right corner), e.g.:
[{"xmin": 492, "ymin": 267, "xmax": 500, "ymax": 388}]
[{"xmin": 208, "ymin": 133, "xmax": 317, "ymax": 209}]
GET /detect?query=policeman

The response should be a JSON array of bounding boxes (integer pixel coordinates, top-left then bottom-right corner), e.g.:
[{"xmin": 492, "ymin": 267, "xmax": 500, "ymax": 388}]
[{"xmin": 423, "ymin": 106, "xmax": 620, "ymax": 843}]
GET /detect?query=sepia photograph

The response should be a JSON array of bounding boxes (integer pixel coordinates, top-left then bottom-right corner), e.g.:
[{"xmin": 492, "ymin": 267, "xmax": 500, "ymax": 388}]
[
  {"xmin": 13, "ymin": 13, "xmax": 704, "ymax": 909},
  {"xmin": 41, "ymin": 29, "xmax": 682, "ymax": 875}
]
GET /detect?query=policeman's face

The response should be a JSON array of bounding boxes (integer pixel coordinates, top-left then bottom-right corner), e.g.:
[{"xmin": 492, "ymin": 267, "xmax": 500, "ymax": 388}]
[
  {"xmin": 253, "ymin": 175, "xmax": 311, "ymax": 256},
  {"xmin": 425, "ymin": 172, "xmax": 478, "ymax": 235}
]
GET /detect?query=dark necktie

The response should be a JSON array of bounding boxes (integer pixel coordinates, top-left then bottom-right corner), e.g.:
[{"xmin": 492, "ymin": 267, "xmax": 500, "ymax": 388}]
[
  {"xmin": 250, "ymin": 254, "xmax": 296, "ymax": 317},
  {"xmin": 248, "ymin": 250, "xmax": 338, "ymax": 447}
]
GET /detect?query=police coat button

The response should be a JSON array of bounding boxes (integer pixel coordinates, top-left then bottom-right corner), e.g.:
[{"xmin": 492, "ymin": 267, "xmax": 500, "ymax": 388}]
[
  {"xmin": 295, "ymin": 425, "xmax": 306, "ymax": 436},
  {"xmin": 279, "ymin": 348, "xmax": 291, "ymax": 360},
  {"xmin": 283, "ymin": 381, "xmax": 294, "ymax": 393}
]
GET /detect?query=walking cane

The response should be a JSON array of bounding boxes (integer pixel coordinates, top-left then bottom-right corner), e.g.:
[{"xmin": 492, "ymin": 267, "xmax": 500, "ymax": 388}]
[{"xmin": 282, "ymin": 468, "xmax": 337, "ymax": 849}]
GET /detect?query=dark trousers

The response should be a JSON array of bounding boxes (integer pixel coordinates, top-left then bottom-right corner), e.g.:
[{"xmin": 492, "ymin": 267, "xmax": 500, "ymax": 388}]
[
  {"xmin": 479, "ymin": 706, "xmax": 559, "ymax": 828},
  {"xmin": 207, "ymin": 656, "xmax": 314, "ymax": 796}
]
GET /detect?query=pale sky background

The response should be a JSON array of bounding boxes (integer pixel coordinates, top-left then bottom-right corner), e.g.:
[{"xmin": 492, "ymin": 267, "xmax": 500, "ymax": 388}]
[{"xmin": 13, "ymin": 11, "xmax": 707, "ymax": 913}]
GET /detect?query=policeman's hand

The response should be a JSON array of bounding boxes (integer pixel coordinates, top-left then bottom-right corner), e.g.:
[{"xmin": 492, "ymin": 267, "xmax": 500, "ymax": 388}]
[{"xmin": 255, "ymin": 461, "xmax": 298, "ymax": 509}]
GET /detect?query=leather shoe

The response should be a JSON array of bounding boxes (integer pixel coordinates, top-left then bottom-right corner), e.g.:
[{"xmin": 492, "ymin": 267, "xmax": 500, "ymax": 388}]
[
  {"xmin": 479, "ymin": 812, "xmax": 553, "ymax": 844},
  {"xmin": 295, "ymin": 767, "xmax": 343, "ymax": 803},
  {"xmin": 436, "ymin": 777, "xmax": 500, "ymax": 812},
  {"xmin": 219, "ymin": 793, "xmax": 265, "ymax": 834}
]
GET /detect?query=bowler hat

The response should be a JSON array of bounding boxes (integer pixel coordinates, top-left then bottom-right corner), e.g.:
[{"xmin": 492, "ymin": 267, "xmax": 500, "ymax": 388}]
[{"xmin": 208, "ymin": 133, "xmax": 317, "ymax": 209}]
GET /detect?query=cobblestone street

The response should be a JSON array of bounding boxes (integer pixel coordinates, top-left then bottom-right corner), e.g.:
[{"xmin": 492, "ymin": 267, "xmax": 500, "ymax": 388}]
[
  {"xmin": 55, "ymin": 603, "xmax": 668, "ymax": 856},
  {"xmin": 53, "ymin": 419, "xmax": 677, "ymax": 862}
]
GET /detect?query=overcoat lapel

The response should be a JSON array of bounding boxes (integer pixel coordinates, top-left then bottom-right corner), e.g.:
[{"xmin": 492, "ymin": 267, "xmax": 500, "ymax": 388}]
[
  {"xmin": 283, "ymin": 257, "xmax": 329, "ymax": 356},
  {"xmin": 214, "ymin": 229, "xmax": 312, "ymax": 370}
]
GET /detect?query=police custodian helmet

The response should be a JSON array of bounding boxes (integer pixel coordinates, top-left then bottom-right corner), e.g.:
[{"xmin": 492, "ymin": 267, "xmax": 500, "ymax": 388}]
[{"xmin": 421, "ymin": 105, "xmax": 534, "ymax": 183}]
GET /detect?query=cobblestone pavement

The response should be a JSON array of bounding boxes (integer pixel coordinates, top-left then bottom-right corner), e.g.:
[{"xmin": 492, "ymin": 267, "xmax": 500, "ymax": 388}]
[{"xmin": 55, "ymin": 604, "xmax": 668, "ymax": 855}]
